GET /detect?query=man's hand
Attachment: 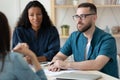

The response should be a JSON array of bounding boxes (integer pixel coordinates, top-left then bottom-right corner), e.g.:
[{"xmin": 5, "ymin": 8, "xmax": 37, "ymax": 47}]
[
  {"xmin": 48, "ymin": 60, "xmax": 69, "ymax": 72},
  {"xmin": 54, "ymin": 60, "xmax": 69, "ymax": 69}
]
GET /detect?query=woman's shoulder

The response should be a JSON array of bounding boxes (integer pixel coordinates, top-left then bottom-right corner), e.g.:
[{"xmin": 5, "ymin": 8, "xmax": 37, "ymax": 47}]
[
  {"xmin": 48, "ymin": 26, "xmax": 58, "ymax": 33},
  {"xmin": 13, "ymin": 26, "xmax": 25, "ymax": 33},
  {"xmin": 9, "ymin": 52, "xmax": 23, "ymax": 60},
  {"xmin": 14, "ymin": 26, "xmax": 25, "ymax": 30},
  {"xmin": 48, "ymin": 26, "xmax": 57, "ymax": 30},
  {"xmin": 14, "ymin": 26, "xmax": 31, "ymax": 34},
  {"xmin": 9, "ymin": 52, "xmax": 29, "ymax": 69}
]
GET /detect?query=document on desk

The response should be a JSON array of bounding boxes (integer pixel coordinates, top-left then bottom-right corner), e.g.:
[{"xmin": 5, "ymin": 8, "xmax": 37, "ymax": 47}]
[
  {"xmin": 54, "ymin": 72, "xmax": 101, "ymax": 80},
  {"xmin": 44, "ymin": 69, "xmax": 76, "ymax": 76},
  {"xmin": 44, "ymin": 69, "xmax": 101, "ymax": 80}
]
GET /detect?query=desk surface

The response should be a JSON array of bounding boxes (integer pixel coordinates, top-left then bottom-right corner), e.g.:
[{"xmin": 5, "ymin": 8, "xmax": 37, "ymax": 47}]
[
  {"xmin": 30, "ymin": 63, "xmax": 119, "ymax": 80},
  {"xmin": 46, "ymin": 70, "xmax": 119, "ymax": 80}
]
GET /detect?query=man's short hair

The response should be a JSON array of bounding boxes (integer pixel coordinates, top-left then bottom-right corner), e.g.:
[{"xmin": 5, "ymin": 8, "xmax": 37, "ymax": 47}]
[{"xmin": 78, "ymin": 2, "xmax": 97, "ymax": 14}]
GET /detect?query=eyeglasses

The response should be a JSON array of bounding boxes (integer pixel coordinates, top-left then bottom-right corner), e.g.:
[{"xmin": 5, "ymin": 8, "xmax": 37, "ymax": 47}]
[{"xmin": 73, "ymin": 13, "xmax": 95, "ymax": 21}]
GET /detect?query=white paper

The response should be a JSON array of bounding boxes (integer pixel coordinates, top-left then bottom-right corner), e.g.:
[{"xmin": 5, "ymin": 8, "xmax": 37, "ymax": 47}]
[{"xmin": 44, "ymin": 68, "xmax": 79, "ymax": 76}]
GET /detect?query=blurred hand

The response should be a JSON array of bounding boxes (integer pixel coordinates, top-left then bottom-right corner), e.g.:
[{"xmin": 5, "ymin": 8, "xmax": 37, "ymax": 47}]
[
  {"xmin": 48, "ymin": 62, "xmax": 61, "ymax": 72},
  {"xmin": 13, "ymin": 43, "xmax": 41, "ymax": 71},
  {"xmin": 13, "ymin": 43, "xmax": 32, "ymax": 57},
  {"xmin": 24, "ymin": 56, "xmax": 32, "ymax": 64},
  {"xmin": 54, "ymin": 60, "xmax": 68, "ymax": 69},
  {"xmin": 48, "ymin": 60, "xmax": 68, "ymax": 72}
]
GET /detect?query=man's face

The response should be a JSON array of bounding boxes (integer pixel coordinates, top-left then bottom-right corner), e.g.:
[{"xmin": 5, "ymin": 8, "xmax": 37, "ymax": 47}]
[{"xmin": 74, "ymin": 7, "xmax": 96, "ymax": 32}]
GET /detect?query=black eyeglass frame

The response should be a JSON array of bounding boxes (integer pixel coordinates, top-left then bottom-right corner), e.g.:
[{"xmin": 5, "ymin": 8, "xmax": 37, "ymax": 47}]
[{"xmin": 72, "ymin": 13, "xmax": 96, "ymax": 20}]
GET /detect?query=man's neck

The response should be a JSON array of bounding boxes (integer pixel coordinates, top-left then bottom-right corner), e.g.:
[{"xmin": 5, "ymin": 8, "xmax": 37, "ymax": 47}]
[{"xmin": 83, "ymin": 26, "xmax": 95, "ymax": 42}]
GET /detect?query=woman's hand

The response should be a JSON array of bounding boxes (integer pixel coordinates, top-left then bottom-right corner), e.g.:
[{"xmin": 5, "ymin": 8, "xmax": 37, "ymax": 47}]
[
  {"xmin": 13, "ymin": 43, "xmax": 41, "ymax": 71},
  {"xmin": 24, "ymin": 56, "xmax": 32, "ymax": 64},
  {"xmin": 13, "ymin": 43, "xmax": 31, "ymax": 56}
]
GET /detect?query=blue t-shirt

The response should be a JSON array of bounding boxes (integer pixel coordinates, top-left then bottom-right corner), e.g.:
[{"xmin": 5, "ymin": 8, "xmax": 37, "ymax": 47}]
[
  {"xmin": 0, "ymin": 52, "xmax": 47, "ymax": 80},
  {"xmin": 60, "ymin": 27, "xmax": 118, "ymax": 78},
  {"xmin": 12, "ymin": 26, "xmax": 60, "ymax": 61}
]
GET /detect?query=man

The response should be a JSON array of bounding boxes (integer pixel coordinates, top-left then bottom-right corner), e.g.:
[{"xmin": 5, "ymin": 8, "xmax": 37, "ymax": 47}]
[{"xmin": 48, "ymin": 2, "xmax": 118, "ymax": 78}]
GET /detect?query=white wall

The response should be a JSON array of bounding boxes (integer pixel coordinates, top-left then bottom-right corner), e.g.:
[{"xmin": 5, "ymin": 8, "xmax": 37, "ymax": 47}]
[
  {"xmin": 20, "ymin": 0, "xmax": 51, "ymax": 16},
  {"xmin": 0, "ymin": 0, "xmax": 51, "ymax": 29},
  {"xmin": 0, "ymin": 0, "xmax": 20, "ymax": 29},
  {"xmin": 56, "ymin": 7, "xmax": 120, "ymax": 33}
]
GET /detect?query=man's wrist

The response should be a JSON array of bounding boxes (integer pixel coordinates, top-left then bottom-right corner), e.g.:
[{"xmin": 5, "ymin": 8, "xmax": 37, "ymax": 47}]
[
  {"xmin": 67, "ymin": 61, "xmax": 71, "ymax": 69},
  {"xmin": 52, "ymin": 56, "xmax": 63, "ymax": 61}
]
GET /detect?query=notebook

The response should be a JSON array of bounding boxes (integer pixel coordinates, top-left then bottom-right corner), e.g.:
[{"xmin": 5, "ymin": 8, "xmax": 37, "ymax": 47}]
[{"xmin": 54, "ymin": 72, "xmax": 102, "ymax": 80}]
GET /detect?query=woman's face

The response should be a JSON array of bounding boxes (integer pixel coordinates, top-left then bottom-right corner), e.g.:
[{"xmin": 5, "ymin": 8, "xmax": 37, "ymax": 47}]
[{"xmin": 28, "ymin": 7, "xmax": 42, "ymax": 31}]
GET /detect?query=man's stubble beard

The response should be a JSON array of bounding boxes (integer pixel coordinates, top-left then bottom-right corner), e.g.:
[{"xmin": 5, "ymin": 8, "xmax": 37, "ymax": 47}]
[{"xmin": 77, "ymin": 22, "xmax": 92, "ymax": 32}]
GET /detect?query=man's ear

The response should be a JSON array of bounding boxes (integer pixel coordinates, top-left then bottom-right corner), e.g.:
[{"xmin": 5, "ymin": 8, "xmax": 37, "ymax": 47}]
[{"xmin": 93, "ymin": 15, "xmax": 97, "ymax": 22}]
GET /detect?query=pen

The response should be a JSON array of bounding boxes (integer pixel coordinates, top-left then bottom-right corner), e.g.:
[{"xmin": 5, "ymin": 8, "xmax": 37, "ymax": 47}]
[{"xmin": 49, "ymin": 62, "xmax": 54, "ymax": 66}]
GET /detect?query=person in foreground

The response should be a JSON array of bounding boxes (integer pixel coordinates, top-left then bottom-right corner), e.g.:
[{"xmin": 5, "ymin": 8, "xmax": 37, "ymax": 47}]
[
  {"xmin": 0, "ymin": 12, "xmax": 47, "ymax": 80},
  {"xmin": 48, "ymin": 2, "xmax": 118, "ymax": 78},
  {"xmin": 12, "ymin": 0, "xmax": 60, "ymax": 62}
]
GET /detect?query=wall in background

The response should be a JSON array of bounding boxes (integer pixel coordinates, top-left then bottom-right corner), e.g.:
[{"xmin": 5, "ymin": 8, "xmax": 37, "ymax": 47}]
[
  {"xmin": 0, "ymin": 0, "xmax": 20, "ymax": 29},
  {"xmin": 0, "ymin": 0, "xmax": 51, "ymax": 29},
  {"xmin": 55, "ymin": 7, "xmax": 120, "ymax": 35},
  {"xmin": 20, "ymin": 0, "xmax": 51, "ymax": 16}
]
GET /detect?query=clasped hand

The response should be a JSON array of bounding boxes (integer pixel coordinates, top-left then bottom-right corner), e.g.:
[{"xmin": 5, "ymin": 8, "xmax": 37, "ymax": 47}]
[
  {"xmin": 48, "ymin": 60, "xmax": 69, "ymax": 72},
  {"xmin": 13, "ymin": 43, "xmax": 33, "ymax": 64}
]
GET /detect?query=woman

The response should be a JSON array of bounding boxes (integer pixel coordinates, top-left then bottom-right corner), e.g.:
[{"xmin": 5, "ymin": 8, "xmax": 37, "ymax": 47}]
[
  {"xmin": 0, "ymin": 11, "xmax": 47, "ymax": 80},
  {"xmin": 12, "ymin": 0, "xmax": 60, "ymax": 62}
]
